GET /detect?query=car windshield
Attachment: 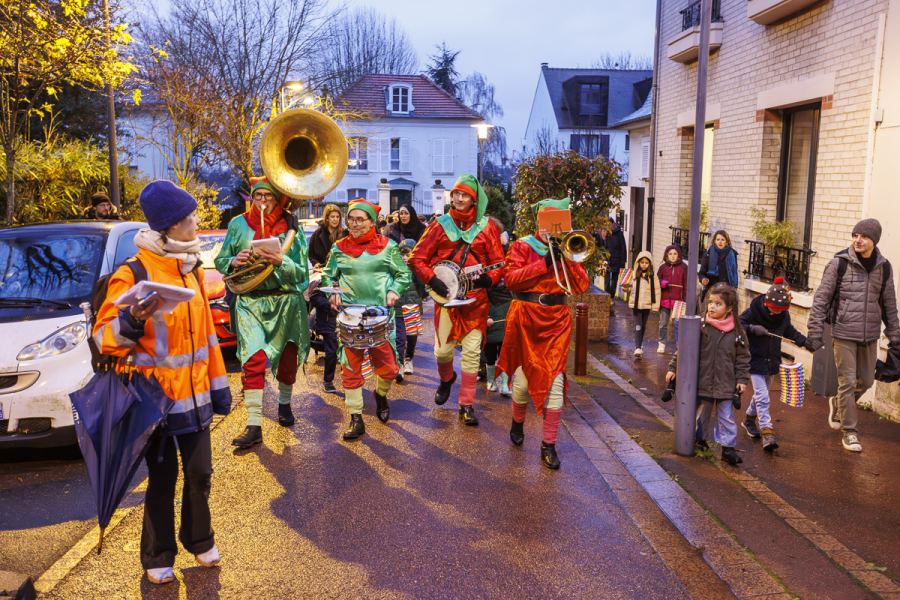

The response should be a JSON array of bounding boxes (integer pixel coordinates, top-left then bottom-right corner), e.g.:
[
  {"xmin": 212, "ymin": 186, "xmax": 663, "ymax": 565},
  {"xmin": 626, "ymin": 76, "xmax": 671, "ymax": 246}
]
[
  {"xmin": 198, "ymin": 233, "xmax": 226, "ymax": 268},
  {"xmin": 0, "ymin": 231, "xmax": 106, "ymax": 303}
]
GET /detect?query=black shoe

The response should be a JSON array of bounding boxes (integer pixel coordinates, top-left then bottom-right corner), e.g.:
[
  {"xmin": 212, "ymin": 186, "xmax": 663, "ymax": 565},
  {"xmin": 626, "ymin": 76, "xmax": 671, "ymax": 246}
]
[
  {"xmin": 434, "ymin": 372, "xmax": 457, "ymax": 405},
  {"xmin": 395, "ymin": 373, "xmax": 404, "ymax": 384},
  {"xmin": 541, "ymin": 442, "xmax": 561, "ymax": 470},
  {"xmin": 343, "ymin": 414, "xmax": 365, "ymax": 440},
  {"xmin": 324, "ymin": 381, "xmax": 337, "ymax": 394},
  {"xmin": 695, "ymin": 439, "xmax": 709, "ymax": 451},
  {"xmin": 459, "ymin": 405, "xmax": 479, "ymax": 426},
  {"xmin": 278, "ymin": 403, "xmax": 295, "ymax": 427},
  {"xmin": 232, "ymin": 425, "xmax": 262, "ymax": 449},
  {"xmin": 510, "ymin": 419, "xmax": 524, "ymax": 446},
  {"xmin": 721, "ymin": 446, "xmax": 743, "ymax": 465},
  {"xmin": 742, "ymin": 416, "xmax": 761, "ymax": 439},
  {"xmin": 374, "ymin": 391, "xmax": 390, "ymax": 423},
  {"xmin": 477, "ymin": 363, "xmax": 487, "ymax": 382}
]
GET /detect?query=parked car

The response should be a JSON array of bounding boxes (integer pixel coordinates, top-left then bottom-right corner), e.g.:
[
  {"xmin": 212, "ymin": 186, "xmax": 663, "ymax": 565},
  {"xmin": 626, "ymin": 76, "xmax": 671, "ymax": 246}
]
[
  {"xmin": 0, "ymin": 220, "xmax": 144, "ymax": 448},
  {"xmin": 197, "ymin": 230, "xmax": 236, "ymax": 348}
]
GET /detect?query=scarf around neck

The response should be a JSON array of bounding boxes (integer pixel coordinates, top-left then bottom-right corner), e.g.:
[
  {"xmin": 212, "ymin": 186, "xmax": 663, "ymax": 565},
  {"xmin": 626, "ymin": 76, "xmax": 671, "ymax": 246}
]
[
  {"xmin": 450, "ymin": 206, "xmax": 476, "ymax": 227},
  {"xmin": 135, "ymin": 229, "xmax": 201, "ymax": 274},
  {"xmin": 706, "ymin": 313, "xmax": 735, "ymax": 332},
  {"xmin": 244, "ymin": 201, "xmax": 287, "ymax": 240},
  {"xmin": 335, "ymin": 226, "xmax": 389, "ymax": 258},
  {"xmin": 708, "ymin": 245, "xmax": 739, "ymax": 286}
]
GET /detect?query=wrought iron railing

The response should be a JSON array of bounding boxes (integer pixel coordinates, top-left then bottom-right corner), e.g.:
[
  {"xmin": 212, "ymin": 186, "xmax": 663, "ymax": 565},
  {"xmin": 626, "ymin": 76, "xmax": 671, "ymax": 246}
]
[
  {"xmin": 744, "ymin": 240, "xmax": 816, "ymax": 291},
  {"xmin": 680, "ymin": 0, "xmax": 723, "ymax": 31},
  {"xmin": 670, "ymin": 226, "xmax": 711, "ymax": 261}
]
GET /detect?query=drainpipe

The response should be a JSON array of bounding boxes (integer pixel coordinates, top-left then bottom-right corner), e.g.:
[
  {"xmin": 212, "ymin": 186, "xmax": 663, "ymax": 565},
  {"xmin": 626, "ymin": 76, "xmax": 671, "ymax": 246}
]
[{"xmin": 646, "ymin": 0, "xmax": 663, "ymax": 254}]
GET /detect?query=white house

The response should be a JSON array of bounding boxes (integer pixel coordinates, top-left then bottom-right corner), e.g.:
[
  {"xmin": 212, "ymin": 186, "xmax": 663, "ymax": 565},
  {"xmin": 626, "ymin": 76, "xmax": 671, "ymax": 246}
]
[
  {"xmin": 522, "ymin": 64, "xmax": 652, "ymax": 168},
  {"xmin": 327, "ymin": 73, "xmax": 485, "ymax": 218}
]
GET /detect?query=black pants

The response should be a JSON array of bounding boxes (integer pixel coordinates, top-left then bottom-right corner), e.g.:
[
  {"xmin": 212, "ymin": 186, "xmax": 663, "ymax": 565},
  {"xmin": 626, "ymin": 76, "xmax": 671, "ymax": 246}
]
[
  {"xmin": 605, "ymin": 268, "xmax": 621, "ymax": 296},
  {"xmin": 484, "ymin": 341, "xmax": 503, "ymax": 366},
  {"xmin": 141, "ymin": 427, "xmax": 214, "ymax": 569},
  {"xmin": 633, "ymin": 308, "xmax": 651, "ymax": 349},
  {"xmin": 310, "ymin": 292, "xmax": 338, "ymax": 383}
]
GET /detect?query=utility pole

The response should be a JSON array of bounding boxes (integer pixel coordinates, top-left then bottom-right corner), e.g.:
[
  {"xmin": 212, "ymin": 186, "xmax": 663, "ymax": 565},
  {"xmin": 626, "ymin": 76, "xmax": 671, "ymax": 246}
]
[
  {"xmin": 102, "ymin": 0, "xmax": 120, "ymax": 209},
  {"xmin": 673, "ymin": 0, "xmax": 712, "ymax": 456}
]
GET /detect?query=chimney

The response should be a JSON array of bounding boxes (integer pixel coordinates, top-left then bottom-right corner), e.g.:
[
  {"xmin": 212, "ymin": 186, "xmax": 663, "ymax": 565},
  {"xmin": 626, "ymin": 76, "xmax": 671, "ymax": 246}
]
[{"xmin": 540, "ymin": 62, "xmax": 548, "ymax": 69}]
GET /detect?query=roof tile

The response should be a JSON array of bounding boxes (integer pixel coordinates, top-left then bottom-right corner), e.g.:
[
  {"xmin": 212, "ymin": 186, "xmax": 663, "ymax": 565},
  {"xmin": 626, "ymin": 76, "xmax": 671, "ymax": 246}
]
[{"xmin": 334, "ymin": 74, "xmax": 483, "ymax": 120}]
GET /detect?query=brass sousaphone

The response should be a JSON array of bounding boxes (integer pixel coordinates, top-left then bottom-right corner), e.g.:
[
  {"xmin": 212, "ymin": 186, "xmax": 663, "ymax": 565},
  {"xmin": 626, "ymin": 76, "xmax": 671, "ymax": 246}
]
[{"xmin": 225, "ymin": 108, "xmax": 349, "ymax": 294}]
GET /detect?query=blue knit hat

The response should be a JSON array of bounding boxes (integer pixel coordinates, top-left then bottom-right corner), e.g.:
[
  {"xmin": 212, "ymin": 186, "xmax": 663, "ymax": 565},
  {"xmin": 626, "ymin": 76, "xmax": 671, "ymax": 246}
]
[{"xmin": 139, "ymin": 180, "xmax": 198, "ymax": 231}]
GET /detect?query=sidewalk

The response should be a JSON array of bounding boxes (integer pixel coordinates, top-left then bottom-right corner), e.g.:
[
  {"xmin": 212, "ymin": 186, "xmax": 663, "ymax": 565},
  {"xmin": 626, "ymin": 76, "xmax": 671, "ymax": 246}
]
[{"xmin": 577, "ymin": 300, "xmax": 900, "ymax": 599}]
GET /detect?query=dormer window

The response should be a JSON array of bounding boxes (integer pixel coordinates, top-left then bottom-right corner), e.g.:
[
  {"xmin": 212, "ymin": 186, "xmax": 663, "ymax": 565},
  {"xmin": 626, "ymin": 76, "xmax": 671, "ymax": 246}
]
[{"xmin": 388, "ymin": 84, "xmax": 414, "ymax": 114}]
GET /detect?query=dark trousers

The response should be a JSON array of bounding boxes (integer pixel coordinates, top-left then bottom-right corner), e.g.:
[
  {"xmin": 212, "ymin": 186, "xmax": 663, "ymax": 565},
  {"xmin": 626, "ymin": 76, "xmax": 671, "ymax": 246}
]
[
  {"xmin": 633, "ymin": 308, "xmax": 651, "ymax": 349},
  {"xmin": 310, "ymin": 292, "xmax": 338, "ymax": 383},
  {"xmin": 605, "ymin": 268, "xmax": 621, "ymax": 296},
  {"xmin": 395, "ymin": 314, "xmax": 407, "ymax": 365},
  {"xmin": 484, "ymin": 341, "xmax": 503, "ymax": 366},
  {"xmin": 141, "ymin": 427, "xmax": 214, "ymax": 569}
]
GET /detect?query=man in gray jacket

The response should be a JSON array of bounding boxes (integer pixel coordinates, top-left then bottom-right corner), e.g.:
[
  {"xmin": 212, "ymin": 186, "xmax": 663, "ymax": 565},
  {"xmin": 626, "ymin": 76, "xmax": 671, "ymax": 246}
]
[{"xmin": 807, "ymin": 218, "xmax": 900, "ymax": 452}]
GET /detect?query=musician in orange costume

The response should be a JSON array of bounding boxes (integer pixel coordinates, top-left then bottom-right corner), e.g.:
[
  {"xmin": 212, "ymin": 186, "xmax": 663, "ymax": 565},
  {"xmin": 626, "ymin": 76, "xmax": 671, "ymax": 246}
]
[
  {"xmin": 497, "ymin": 198, "xmax": 589, "ymax": 469},
  {"xmin": 408, "ymin": 174, "xmax": 504, "ymax": 426}
]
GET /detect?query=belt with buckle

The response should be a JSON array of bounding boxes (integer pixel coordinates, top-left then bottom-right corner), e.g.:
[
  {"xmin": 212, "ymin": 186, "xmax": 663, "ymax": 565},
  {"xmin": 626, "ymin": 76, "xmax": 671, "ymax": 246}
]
[{"xmin": 511, "ymin": 292, "xmax": 568, "ymax": 306}]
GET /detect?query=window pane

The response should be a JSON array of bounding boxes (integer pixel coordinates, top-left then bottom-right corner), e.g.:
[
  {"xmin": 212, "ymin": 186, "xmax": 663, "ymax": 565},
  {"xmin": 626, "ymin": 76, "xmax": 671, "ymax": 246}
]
[
  {"xmin": 784, "ymin": 110, "xmax": 815, "ymax": 243},
  {"xmin": 358, "ymin": 137, "xmax": 368, "ymax": 170},
  {"xmin": 391, "ymin": 138, "xmax": 400, "ymax": 170},
  {"xmin": 0, "ymin": 232, "xmax": 105, "ymax": 303},
  {"xmin": 348, "ymin": 138, "xmax": 357, "ymax": 170},
  {"xmin": 581, "ymin": 84, "xmax": 601, "ymax": 115},
  {"xmin": 700, "ymin": 126, "xmax": 714, "ymax": 217}
]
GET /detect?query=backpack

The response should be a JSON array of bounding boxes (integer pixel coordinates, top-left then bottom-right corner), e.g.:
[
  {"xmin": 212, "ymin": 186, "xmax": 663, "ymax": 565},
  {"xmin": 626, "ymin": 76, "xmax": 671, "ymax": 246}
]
[
  {"xmin": 85, "ymin": 257, "xmax": 148, "ymax": 372},
  {"xmin": 825, "ymin": 252, "xmax": 891, "ymax": 325}
]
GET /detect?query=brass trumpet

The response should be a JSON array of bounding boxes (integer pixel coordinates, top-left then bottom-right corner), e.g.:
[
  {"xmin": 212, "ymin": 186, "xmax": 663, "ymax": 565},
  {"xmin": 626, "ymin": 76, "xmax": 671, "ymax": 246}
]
[{"xmin": 547, "ymin": 230, "xmax": 596, "ymax": 295}]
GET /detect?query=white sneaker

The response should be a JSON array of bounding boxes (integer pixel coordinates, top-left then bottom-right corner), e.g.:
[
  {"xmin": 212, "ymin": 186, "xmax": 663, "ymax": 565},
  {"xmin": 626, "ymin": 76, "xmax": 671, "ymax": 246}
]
[
  {"xmin": 657, "ymin": 342, "xmax": 666, "ymax": 354},
  {"xmin": 634, "ymin": 347, "xmax": 643, "ymax": 357},
  {"xmin": 195, "ymin": 544, "xmax": 220, "ymax": 567},
  {"xmin": 404, "ymin": 359, "xmax": 413, "ymax": 374},
  {"xmin": 842, "ymin": 433, "xmax": 862, "ymax": 452},
  {"xmin": 828, "ymin": 396, "xmax": 842, "ymax": 430},
  {"xmin": 147, "ymin": 567, "xmax": 175, "ymax": 584}
]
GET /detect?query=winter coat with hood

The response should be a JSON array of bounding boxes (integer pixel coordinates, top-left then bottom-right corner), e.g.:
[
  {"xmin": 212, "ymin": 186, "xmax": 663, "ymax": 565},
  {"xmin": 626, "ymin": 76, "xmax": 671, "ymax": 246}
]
[
  {"xmin": 627, "ymin": 251, "xmax": 661, "ymax": 310},
  {"xmin": 739, "ymin": 294, "xmax": 807, "ymax": 376},
  {"xmin": 658, "ymin": 244, "xmax": 687, "ymax": 308},
  {"xmin": 604, "ymin": 224, "xmax": 627, "ymax": 270},
  {"xmin": 669, "ymin": 316, "xmax": 751, "ymax": 399},
  {"xmin": 808, "ymin": 246, "xmax": 900, "ymax": 345}
]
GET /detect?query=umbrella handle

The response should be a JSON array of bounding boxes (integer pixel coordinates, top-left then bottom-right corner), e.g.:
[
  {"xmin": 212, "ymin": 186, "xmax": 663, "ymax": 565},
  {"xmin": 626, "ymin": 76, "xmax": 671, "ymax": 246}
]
[{"xmin": 98, "ymin": 527, "xmax": 105, "ymax": 555}]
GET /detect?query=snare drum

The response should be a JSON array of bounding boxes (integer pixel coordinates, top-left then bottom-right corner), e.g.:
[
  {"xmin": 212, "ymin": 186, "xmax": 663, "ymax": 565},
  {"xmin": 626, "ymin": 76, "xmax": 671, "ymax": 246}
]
[{"xmin": 338, "ymin": 306, "xmax": 392, "ymax": 349}]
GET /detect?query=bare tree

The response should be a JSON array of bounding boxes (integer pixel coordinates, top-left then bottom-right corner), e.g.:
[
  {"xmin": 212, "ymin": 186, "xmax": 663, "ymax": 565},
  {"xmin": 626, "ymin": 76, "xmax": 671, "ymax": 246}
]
[
  {"xmin": 146, "ymin": 0, "xmax": 337, "ymax": 184},
  {"xmin": 318, "ymin": 8, "xmax": 418, "ymax": 97},
  {"xmin": 530, "ymin": 124, "xmax": 564, "ymax": 156},
  {"xmin": 592, "ymin": 52, "xmax": 653, "ymax": 70}
]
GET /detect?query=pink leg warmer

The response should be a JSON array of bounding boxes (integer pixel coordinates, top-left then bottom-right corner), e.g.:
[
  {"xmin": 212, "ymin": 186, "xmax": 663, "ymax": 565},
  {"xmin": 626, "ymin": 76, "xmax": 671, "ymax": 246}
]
[
  {"xmin": 512, "ymin": 401, "xmax": 528, "ymax": 424},
  {"xmin": 543, "ymin": 408, "xmax": 562, "ymax": 444},
  {"xmin": 458, "ymin": 371, "xmax": 478, "ymax": 406},
  {"xmin": 438, "ymin": 360, "xmax": 455, "ymax": 383}
]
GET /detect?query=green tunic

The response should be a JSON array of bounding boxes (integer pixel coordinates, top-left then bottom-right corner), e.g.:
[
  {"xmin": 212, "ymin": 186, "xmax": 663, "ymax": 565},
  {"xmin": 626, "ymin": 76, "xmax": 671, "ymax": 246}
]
[
  {"xmin": 214, "ymin": 215, "xmax": 310, "ymax": 372},
  {"xmin": 320, "ymin": 238, "xmax": 411, "ymax": 372}
]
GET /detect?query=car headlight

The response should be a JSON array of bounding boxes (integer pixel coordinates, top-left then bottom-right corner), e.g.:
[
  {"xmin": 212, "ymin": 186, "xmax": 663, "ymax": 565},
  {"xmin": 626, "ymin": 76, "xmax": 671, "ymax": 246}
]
[{"xmin": 17, "ymin": 321, "xmax": 89, "ymax": 361}]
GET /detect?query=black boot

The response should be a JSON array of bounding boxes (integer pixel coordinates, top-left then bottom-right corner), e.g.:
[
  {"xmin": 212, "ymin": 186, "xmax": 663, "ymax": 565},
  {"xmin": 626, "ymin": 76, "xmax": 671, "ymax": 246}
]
[
  {"xmin": 278, "ymin": 403, "xmax": 295, "ymax": 427},
  {"xmin": 374, "ymin": 391, "xmax": 390, "ymax": 423},
  {"xmin": 510, "ymin": 419, "xmax": 524, "ymax": 446},
  {"xmin": 459, "ymin": 405, "xmax": 479, "ymax": 426},
  {"xmin": 721, "ymin": 446, "xmax": 743, "ymax": 465},
  {"xmin": 232, "ymin": 425, "xmax": 262, "ymax": 449},
  {"xmin": 343, "ymin": 414, "xmax": 365, "ymax": 440},
  {"xmin": 434, "ymin": 372, "xmax": 457, "ymax": 405},
  {"xmin": 541, "ymin": 442, "xmax": 560, "ymax": 470},
  {"xmin": 477, "ymin": 362, "xmax": 487, "ymax": 382}
]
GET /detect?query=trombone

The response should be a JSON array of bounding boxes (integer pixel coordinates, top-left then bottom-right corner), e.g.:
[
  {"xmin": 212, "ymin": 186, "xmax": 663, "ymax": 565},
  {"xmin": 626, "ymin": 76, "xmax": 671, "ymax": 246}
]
[{"xmin": 545, "ymin": 230, "xmax": 596, "ymax": 295}]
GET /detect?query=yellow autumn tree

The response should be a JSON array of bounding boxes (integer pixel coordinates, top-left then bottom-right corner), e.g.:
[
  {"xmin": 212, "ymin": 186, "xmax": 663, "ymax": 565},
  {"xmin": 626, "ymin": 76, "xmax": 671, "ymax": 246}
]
[{"xmin": 0, "ymin": 0, "xmax": 143, "ymax": 224}]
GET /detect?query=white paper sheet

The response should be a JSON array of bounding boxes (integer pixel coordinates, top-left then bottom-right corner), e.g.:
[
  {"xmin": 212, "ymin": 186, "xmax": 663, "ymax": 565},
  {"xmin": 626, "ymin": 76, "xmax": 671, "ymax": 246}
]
[
  {"xmin": 115, "ymin": 281, "xmax": 196, "ymax": 314},
  {"xmin": 250, "ymin": 238, "xmax": 282, "ymax": 255}
]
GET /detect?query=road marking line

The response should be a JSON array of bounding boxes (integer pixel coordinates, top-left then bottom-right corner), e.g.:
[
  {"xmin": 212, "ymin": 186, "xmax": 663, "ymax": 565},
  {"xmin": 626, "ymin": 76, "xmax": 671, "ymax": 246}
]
[{"xmin": 582, "ymin": 351, "xmax": 900, "ymax": 597}]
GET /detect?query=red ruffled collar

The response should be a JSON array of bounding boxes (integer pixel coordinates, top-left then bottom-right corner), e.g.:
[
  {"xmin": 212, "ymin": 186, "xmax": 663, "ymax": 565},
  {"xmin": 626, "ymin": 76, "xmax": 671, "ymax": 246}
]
[{"xmin": 336, "ymin": 231, "xmax": 390, "ymax": 258}]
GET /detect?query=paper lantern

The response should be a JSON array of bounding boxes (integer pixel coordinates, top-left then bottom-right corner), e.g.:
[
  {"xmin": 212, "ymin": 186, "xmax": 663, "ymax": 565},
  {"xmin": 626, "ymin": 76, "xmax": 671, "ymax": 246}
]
[
  {"xmin": 672, "ymin": 300, "xmax": 687, "ymax": 320},
  {"xmin": 619, "ymin": 269, "xmax": 635, "ymax": 287},
  {"xmin": 779, "ymin": 362, "xmax": 804, "ymax": 407},
  {"xmin": 361, "ymin": 351, "xmax": 374, "ymax": 379},
  {"xmin": 403, "ymin": 304, "xmax": 424, "ymax": 336}
]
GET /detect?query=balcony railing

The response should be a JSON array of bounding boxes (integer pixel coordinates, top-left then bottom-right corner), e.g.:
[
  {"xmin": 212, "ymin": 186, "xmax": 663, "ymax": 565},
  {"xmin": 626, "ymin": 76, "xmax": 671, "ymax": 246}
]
[
  {"xmin": 670, "ymin": 226, "xmax": 711, "ymax": 262},
  {"xmin": 680, "ymin": 0, "xmax": 723, "ymax": 31},
  {"xmin": 744, "ymin": 240, "xmax": 816, "ymax": 292}
]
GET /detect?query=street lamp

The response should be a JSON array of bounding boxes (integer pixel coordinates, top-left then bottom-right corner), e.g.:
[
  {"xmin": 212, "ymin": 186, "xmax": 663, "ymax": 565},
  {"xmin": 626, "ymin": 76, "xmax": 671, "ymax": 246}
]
[
  {"xmin": 281, "ymin": 81, "xmax": 303, "ymax": 112},
  {"xmin": 473, "ymin": 123, "xmax": 492, "ymax": 183}
]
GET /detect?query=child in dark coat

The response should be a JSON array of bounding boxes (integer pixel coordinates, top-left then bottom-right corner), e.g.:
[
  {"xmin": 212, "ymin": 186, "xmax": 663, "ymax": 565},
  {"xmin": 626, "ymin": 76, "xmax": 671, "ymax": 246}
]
[
  {"xmin": 738, "ymin": 278, "xmax": 816, "ymax": 451},
  {"xmin": 657, "ymin": 244, "xmax": 687, "ymax": 353}
]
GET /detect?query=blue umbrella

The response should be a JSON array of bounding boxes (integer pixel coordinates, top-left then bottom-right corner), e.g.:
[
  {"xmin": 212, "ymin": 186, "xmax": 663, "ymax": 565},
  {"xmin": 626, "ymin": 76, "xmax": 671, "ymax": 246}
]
[{"xmin": 69, "ymin": 369, "xmax": 172, "ymax": 553}]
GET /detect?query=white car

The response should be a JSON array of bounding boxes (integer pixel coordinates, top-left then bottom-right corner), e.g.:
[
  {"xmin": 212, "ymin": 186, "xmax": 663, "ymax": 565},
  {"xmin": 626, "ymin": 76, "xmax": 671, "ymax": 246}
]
[{"xmin": 0, "ymin": 220, "xmax": 145, "ymax": 449}]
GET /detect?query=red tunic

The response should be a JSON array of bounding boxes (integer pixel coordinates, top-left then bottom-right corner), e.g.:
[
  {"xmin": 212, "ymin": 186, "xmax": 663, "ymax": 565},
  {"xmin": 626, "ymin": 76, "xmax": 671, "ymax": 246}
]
[
  {"xmin": 497, "ymin": 239, "xmax": 589, "ymax": 415},
  {"xmin": 408, "ymin": 219, "xmax": 504, "ymax": 344}
]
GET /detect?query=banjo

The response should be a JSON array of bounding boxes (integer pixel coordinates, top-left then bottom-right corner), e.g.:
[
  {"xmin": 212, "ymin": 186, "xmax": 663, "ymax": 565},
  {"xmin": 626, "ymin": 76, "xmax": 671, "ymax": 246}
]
[{"xmin": 427, "ymin": 261, "xmax": 505, "ymax": 306}]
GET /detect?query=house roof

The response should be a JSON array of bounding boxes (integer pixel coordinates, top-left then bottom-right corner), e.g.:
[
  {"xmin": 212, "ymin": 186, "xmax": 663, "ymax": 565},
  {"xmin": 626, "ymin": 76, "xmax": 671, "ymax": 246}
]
[
  {"xmin": 541, "ymin": 67, "xmax": 652, "ymax": 129},
  {"xmin": 335, "ymin": 74, "xmax": 483, "ymax": 120},
  {"xmin": 610, "ymin": 89, "xmax": 653, "ymax": 128}
]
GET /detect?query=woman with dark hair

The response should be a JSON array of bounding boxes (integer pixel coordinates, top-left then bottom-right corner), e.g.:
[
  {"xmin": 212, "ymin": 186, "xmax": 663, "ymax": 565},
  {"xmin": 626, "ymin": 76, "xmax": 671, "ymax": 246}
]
[
  {"xmin": 385, "ymin": 203, "xmax": 426, "ymax": 244},
  {"xmin": 700, "ymin": 230, "xmax": 740, "ymax": 289}
]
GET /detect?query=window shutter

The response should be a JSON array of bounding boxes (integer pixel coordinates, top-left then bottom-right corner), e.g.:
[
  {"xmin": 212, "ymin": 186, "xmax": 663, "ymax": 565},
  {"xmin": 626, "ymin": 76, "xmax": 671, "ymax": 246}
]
[
  {"xmin": 336, "ymin": 189, "xmax": 347, "ymax": 202},
  {"xmin": 367, "ymin": 189, "xmax": 378, "ymax": 203},
  {"xmin": 379, "ymin": 138, "xmax": 390, "ymax": 173},
  {"xmin": 641, "ymin": 140, "xmax": 650, "ymax": 179},
  {"xmin": 444, "ymin": 139, "xmax": 454, "ymax": 173},
  {"xmin": 570, "ymin": 134, "xmax": 580, "ymax": 152},
  {"xmin": 400, "ymin": 138, "xmax": 410, "ymax": 172},
  {"xmin": 600, "ymin": 135, "xmax": 610, "ymax": 159},
  {"xmin": 367, "ymin": 138, "xmax": 380, "ymax": 172},
  {"xmin": 432, "ymin": 139, "xmax": 442, "ymax": 173}
]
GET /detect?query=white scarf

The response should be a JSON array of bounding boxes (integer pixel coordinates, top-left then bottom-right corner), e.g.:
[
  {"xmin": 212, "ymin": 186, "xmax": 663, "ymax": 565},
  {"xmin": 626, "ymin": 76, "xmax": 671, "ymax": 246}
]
[{"xmin": 135, "ymin": 228, "xmax": 202, "ymax": 274}]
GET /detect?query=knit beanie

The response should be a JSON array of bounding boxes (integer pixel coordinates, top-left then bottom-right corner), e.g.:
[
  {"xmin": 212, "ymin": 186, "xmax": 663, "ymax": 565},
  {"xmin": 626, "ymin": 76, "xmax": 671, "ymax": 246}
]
[
  {"xmin": 398, "ymin": 238, "xmax": 416, "ymax": 253},
  {"xmin": 91, "ymin": 192, "xmax": 110, "ymax": 207},
  {"xmin": 348, "ymin": 198, "xmax": 380, "ymax": 222},
  {"xmin": 764, "ymin": 277, "xmax": 791, "ymax": 312},
  {"xmin": 139, "ymin": 180, "xmax": 198, "ymax": 232},
  {"xmin": 852, "ymin": 218, "xmax": 882, "ymax": 246}
]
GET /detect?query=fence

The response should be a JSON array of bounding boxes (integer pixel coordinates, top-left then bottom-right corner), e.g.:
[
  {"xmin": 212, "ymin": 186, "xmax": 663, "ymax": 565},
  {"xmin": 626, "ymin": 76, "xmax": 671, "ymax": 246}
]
[
  {"xmin": 744, "ymin": 240, "xmax": 816, "ymax": 291},
  {"xmin": 680, "ymin": 0, "xmax": 723, "ymax": 30},
  {"xmin": 670, "ymin": 226, "xmax": 711, "ymax": 261}
]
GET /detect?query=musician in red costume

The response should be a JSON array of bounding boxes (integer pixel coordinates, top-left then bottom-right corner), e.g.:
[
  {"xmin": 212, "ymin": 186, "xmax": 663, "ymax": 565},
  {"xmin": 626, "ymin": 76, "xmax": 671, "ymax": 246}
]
[
  {"xmin": 497, "ymin": 198, "xmax": 589, "ymax": 469},
  {"xmin": 408, "ymin": 174, "xmax": 504, "ymax": 426}
]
